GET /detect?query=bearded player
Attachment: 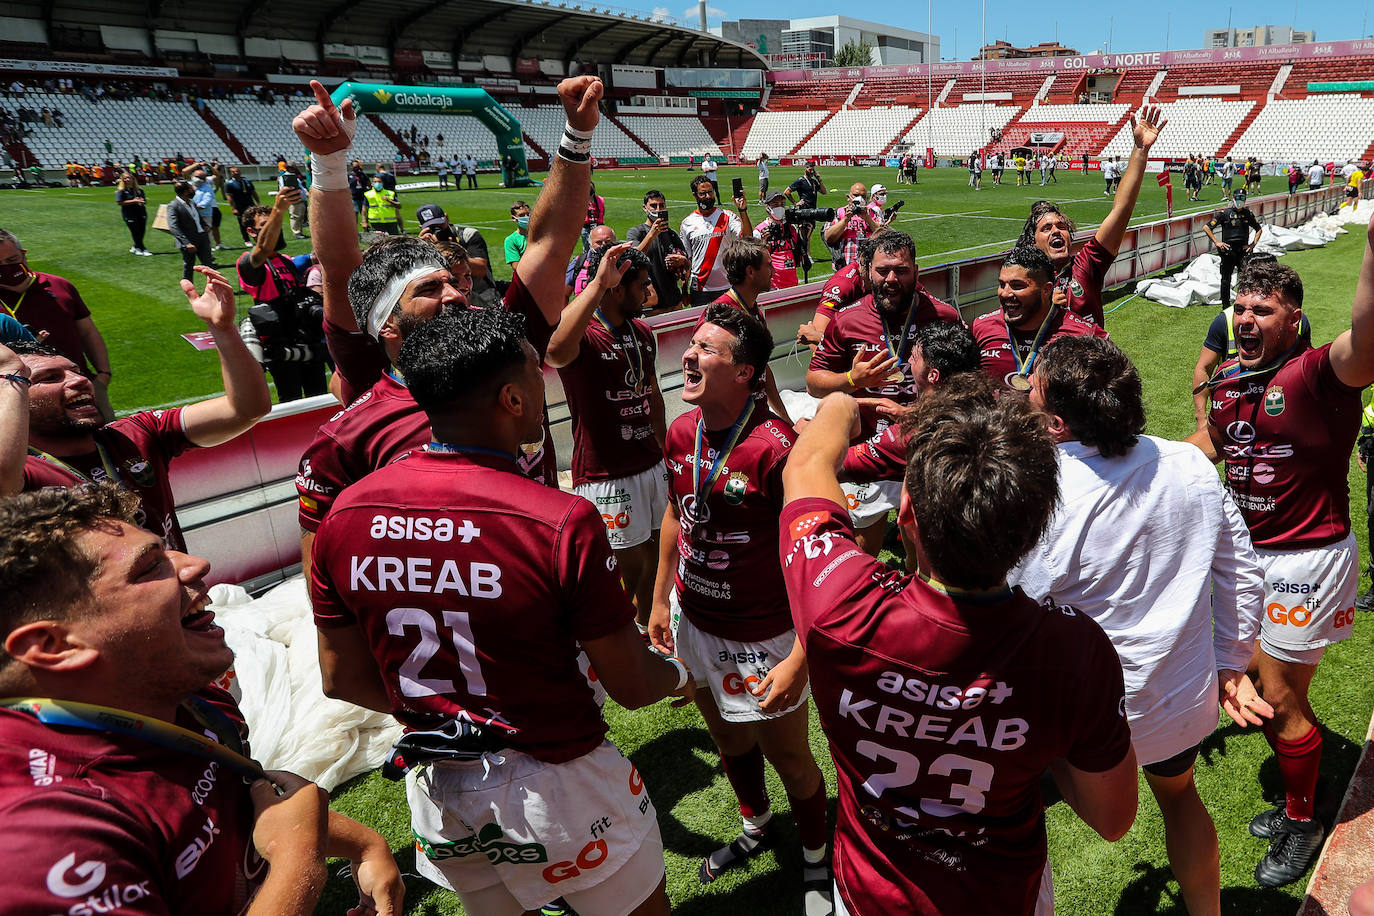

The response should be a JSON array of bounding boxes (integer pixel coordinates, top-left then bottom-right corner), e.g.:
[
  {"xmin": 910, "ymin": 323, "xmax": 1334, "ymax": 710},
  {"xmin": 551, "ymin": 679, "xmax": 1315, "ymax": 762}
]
[
  {"xmin": 650, "ymin": 304, "xmax": 832, "ymax": 915},
  {"xmin": 1191, "ymin": 237, "xmax": 1374, "ymax": 886},
  {"xmin": 546, "ymin": 243, "xmax": 667, "ymax": 628},
  {"xmin": 806, "ymin": 232, "xmax": 962, "ymax": 555},
  {"xmin": 779, "ymin": 385, "xmax": 1137, "ymax": 916},
  {"xmin": 1018, "ymin": 106, "xmax": 1166, "ymax": 327},
  {"xmin": 311, "ymin": 308, "xmax": 694, "ymax": 915},
  {"xmin": 972, "ymin": 246, "xmax": 1108, "ymax": 395}
]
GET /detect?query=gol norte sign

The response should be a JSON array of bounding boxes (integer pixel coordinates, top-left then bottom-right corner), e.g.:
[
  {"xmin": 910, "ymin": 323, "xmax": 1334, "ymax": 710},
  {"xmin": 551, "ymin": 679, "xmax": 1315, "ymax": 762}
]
[{"xmin": 330, "ymin": 82, "xmax": 533, "ymax": 187}]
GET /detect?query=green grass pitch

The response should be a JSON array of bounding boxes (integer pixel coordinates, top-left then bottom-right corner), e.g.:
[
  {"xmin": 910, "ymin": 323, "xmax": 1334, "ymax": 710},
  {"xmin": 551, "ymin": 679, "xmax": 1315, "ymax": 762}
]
[{"xmin": 2, "ymin": 163, "xmax": 1368, "ymax": 915}]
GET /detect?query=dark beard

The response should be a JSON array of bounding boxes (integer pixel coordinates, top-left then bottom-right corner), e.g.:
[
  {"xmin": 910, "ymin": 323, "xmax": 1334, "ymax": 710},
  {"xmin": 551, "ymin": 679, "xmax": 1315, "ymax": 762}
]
[
  {"xmin": 873, "ymin": 285, "xmax": 914, "ymax": 315},
  {"xmin": 33, "ymin": 413, "xmax": 102, "ymax": 439}
]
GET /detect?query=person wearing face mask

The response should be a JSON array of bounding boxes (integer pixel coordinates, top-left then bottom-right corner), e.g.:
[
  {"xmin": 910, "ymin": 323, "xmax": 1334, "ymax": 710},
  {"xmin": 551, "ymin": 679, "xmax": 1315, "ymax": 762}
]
[
  {"xmin": 1203, "ymin": 188, "xmax": 1263, "ymax": 310},
  {"xmin": 0, "ymin": 228, "xmax": 114, "ymax": 421},
  {"xmin": 822, "ymin": 182, "xmax": 883, "ymax": 270},
  {"xmin": 680, "ymin": 174, "xmax": 752, "ymax": 306},
  {"xmin": 565, "ymin": 224, "xmax": 616, "ymax": 298},
  {"xmin": 504, "ymin": 200, "xmax": 531, "ymax": 270},
  {"xmin": 235, "ymin": 187, "xmax": 328, "ymax": 403},
  {"xmin": 627, "ymin": 189, "xmax": 689, "ymax": 312},
  {"xmin": 362, "ymin": 176, "xmax": 402, "ymax": 235},
  {"xmin": 189, "ymin": 169, "xmax": 228, "ymax": 251},
  {"xmin": 167, "ymin": 179, "xmax": 217, "ymax": 284},
  {"xmin": 751, "ymin": 190, "xmax": 803, "ymax": 291}
]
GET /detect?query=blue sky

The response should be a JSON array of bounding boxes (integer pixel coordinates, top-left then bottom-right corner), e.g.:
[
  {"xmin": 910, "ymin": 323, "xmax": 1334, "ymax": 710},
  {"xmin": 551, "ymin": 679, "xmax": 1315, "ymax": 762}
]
[{"xmin": 622, "ymin": 0, "xmax": 1366, "ymax": 58}]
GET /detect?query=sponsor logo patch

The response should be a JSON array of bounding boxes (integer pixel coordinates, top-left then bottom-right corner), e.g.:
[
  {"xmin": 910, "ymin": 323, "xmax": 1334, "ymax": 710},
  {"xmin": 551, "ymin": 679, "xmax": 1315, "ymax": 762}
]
[
  {"xmin": 414, "ymin": 824, "xmax": 549, "ymax": 865},
  {"xmin": 1264, "ymin": 385, "xmax": 1285, "ymax": 416}
]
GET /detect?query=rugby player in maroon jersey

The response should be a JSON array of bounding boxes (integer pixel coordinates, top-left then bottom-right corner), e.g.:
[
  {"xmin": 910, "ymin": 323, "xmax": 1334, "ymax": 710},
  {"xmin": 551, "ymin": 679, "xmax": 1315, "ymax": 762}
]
[
  {"xmin": 1190, "ymin": 231, "xmax": 1374, "ymax": 886},
  {"xmin": 972, "ymin": 246, "xmax": 1108, "ymax": 395},
  {"xmin": 291, "ymin": 75, "xmax": 601, "ymax": 577},
  {"xmin": 546, "ymin": 243, "xmax": 668, "ymax": 628},
  {"xmin": 0, "ymin": 484, "xmax": 402, "ymax": 916},
  {"xmin": 1018, "ymin": 105, "xmax": 1166, "ymax": 327},
  {"xmin": 710, "ymin": 237, "xmax": 793, "ymax": 424},
  {"xmin": 312, "ymin": 308, "xmax": 693, "ymax": 915},
  {"xmin": 806, "ymin": 232, "xmax": 962, "ymax": 556},
  {"xmin": 780, "ymin": 384, "xmax": 1137, "ymax": 916},
  {"xmin": 650, "ymin": 304, "xmax": 833, "ymax": 914}
]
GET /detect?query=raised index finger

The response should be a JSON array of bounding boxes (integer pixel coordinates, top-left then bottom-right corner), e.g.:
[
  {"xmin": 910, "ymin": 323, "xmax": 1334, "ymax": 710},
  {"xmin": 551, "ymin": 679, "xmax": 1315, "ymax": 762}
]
[{"xmin": 310, "ymin": 79, "xmax": 337, "ymax": 115}]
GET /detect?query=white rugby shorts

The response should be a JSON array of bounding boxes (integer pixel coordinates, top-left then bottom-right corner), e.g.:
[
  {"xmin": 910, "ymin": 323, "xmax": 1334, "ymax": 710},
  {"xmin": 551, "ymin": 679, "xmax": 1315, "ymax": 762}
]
[
  {"xmin": 841, "ymin": 479, "xmax": 902, "ymax": 528},
  {"xmin": 670, "ymin": 593, "xmax": 809, "ymax": 722},
  {"xmin": 1257, "ymin": 531, "xmax": 1357, "ymax": 654},
  {"xmin": 407, "ymin": 741, "xmax": 663, "ymax": 914},
  {"xmin": 575, "ymin": 462, "xmax": 669, "ymax": 550}
]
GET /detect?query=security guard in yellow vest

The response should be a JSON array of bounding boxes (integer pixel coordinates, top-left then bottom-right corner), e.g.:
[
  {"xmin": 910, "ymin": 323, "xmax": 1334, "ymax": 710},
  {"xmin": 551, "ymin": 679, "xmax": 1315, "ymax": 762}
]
[
  {"xmin": 1358, "ymin": 401, "xmax": 1374, "ymax": 611},
  {"xmin": 363, "ymin": 178, "xmax": 402, "ymax": 235}
]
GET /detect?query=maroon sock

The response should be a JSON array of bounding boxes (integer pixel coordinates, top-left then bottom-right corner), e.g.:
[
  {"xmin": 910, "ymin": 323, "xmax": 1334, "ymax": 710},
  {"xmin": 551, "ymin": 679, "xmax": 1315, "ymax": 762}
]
[
  {"xmin": 1276, "ymin": 726, "xmax": 1323, "ymax": 821},
  {"xmin": 1262, "ymin": 722, "xmax": 1278, "ymax": 753},
  {"xmin": 720, "ymin": 745, "xmax": 769, "ymax": 818},
  {"xmin": 787, "ymin": 784, "xmax": 830, "ymax": 852}
]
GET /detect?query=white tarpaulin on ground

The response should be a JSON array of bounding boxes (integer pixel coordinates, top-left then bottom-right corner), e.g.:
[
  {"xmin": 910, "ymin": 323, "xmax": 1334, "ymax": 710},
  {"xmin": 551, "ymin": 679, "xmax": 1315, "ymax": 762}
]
[
  {"xmin": 1138, "ymin": 201, "xmax": 1372, "ymax": 309},
  {"xmin": 209, "ymin": 576, "xmax": 403, "ymax": 791}
]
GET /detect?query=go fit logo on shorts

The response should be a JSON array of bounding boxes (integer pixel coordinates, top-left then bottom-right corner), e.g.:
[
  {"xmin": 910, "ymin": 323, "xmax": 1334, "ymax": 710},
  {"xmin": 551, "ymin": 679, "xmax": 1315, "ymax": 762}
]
[
  {"xmin": 1267, "ymin": 601, "xmax": 1356, "ymax": 628},
  {"xmin": 722, "ymin": 672, "xmax": 769, "ymax": 697}
]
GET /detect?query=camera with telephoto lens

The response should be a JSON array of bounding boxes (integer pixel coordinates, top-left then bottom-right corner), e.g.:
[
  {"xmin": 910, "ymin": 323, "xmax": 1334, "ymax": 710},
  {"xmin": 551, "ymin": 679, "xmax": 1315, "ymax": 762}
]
[{"xmin": 782, "ymin": 207, "xmax": 837, "ymax": 225}]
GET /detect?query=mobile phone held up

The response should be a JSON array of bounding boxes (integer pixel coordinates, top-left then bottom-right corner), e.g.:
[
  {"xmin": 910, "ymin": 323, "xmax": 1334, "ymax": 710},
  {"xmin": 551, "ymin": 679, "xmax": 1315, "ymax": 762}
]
[
  {"xmin": 279, "ymin": 172, "xmax": 302, "ymax": 191},
  {"xmin": 731, "ymin": 177, "xmax": 744, "ymax": 199}
]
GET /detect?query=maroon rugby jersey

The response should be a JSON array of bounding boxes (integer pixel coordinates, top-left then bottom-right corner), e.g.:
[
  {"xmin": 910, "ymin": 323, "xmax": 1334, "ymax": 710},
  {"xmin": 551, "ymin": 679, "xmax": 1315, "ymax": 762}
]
[
  {"xmin": 23, "ymin": 408, "xmax": 195, "ymax": 551},
  {"xmin": 971, "ymin": 308, "xmax": 1108, "ymax": 393},
  {"xmin": 0, "ymin": 686, "xmax": 263, "ymax": 916},
  {"xmin": 841, "ymin": 424, "xmax": 908, "ymax": 484},
  {"xmin": 809, "ymin": 292, "xmax": 962, "ymax": 438},
  {"xmin": 1207, "ymin": 343, "xmax": 1363, "ymax": 548},
  {"xmin": 311, "ymin": 449, "xmax": 634, "ymax": 763},
  {"xmin": 665, "ymin": 406, "xmax": 795, "ymax": 642},
  {"xmin": 557, "ymin": 316, "xmax": 663, "ymax": 487},
  {"xmin": 1057, "ymin": 237, "xmax": 1115, "ymax": 327},
  {"xmin": 818, "ymin": 263, "xmax": 865, "ymax": 316},
  {"xmin": 779, "ymin": 498, "xmax": 1130, "ymax": 916}
]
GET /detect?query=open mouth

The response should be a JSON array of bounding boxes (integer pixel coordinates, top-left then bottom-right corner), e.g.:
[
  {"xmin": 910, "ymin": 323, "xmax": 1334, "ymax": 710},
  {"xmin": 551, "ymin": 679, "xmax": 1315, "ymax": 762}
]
[
  {"xmin": 1047, "ymin": 235, "xmax": 1068, "ymax": 252},
  {"xmin": 181, "ymin": 593, "xmax": 220, "ymax": 633},
  {"xmin": 1236, "ymin": 331, "xmax": 1262, "ymax": 360},
  {"xmin": 65, "ymin": 393, "xmax": 98, "ymax": 413},
  {"xmin": 682, "ymin": 365, "xmax": 703, "ymax": 393}
]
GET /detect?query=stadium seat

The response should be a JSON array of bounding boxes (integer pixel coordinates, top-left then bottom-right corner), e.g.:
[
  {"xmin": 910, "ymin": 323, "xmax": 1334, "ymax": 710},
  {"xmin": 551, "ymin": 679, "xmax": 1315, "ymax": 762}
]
[
  {"xmin": 740, "ymin": 110, "xmax": 829, "ymax": 159},
  {"xmin": 508, "ymin": 104, "xmax": 645, "ymax": 158},
  {"xmin": 613, "ymin": 114, "xmax": 723, "ymax": 158},
  {"xmin": 1230, "ymin": 94, "xmax": 1374, "ymax": 163},
  {"xmin": 1098, "ymin": 99, "xmax": 1254, "ymax": 159},
  {"xmin": 209, "ymin": 95, "xmax": 398, "ymax": 165},
  {"xmin": 22, "ymin": 91, "xmax": 235, "ymax": 167},
  {"xmin": 797, "ymin": 106, "xmax": 921, "ymax": 157},
  {"xmin": 900, "ymin": 105, "xmax": 1018, "ymax": 158}
]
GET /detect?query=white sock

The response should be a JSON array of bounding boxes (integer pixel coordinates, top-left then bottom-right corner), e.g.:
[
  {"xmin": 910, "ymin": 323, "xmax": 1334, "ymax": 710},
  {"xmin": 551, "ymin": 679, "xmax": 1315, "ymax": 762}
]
[
  {"xmin": 803, "ymin": 844, "xmax": 828, "ymax": 865},
  {"xmin": 742, "ymin": 810, "xmax": 773, "ymax": 834}
]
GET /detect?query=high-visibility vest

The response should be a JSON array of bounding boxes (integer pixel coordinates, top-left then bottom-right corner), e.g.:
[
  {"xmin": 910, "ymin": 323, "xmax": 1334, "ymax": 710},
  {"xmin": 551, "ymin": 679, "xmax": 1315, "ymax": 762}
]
[
  {"xmin": 1223, "ymin": 305, "xmax": 1236, "ymax": 360},
  {"xmin": 364, "ymin": 188, "xmax": 397, "ymax": 223},
  {"xmin": 1362, "ymin": 402, "xmax": 1374, "ymax": 431}
]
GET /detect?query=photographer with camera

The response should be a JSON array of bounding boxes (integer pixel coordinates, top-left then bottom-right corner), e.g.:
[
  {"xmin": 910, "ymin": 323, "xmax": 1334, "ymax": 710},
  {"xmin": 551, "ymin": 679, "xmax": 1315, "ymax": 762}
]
[
  {"xmin": 416, "ymin": 203, "xmax": 500, "ymax": 308},
  {"xmin": 235, "ymin": 189, "xmax": 328, "ymax": 402},
  {"xmin": 752, "ymin": 190, "xmax": 812, "ymax": 290},
  {"xmin": 822, "ymin": 182, "xmax": 886, "ymax": 270},
  {"xmin": 627, "ymin": 190, "xmax": 689, "ymax": 312},
  {"xmin": 786, "ymin": 160, "xmax": 828, "ymax": 254}
]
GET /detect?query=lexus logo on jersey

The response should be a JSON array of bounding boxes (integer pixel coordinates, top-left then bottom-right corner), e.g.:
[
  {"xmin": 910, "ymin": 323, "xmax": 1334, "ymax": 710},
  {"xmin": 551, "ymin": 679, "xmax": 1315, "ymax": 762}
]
[
  {"xmin": 1227, "ymin": 420, "xmax": 1256, "ymax": 443},
  {"xmin": 680, "ymin": 494, "xmax": 710, "ymax": 530}
]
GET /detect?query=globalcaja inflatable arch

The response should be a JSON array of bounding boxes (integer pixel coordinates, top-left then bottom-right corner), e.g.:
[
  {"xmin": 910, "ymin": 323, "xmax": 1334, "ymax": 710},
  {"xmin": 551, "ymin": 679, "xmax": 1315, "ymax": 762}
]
[{"xmin": 330, "ymin": 82, "xmax": 534, "ymax": 188}]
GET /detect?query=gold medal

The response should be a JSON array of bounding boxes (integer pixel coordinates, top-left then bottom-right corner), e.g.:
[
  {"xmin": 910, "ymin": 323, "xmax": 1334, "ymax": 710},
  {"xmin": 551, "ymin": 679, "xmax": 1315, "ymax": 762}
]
[
  {"xmin": 886, "ymin": 370, "xmax": 906, "ymax": 384},
  {"xmin": 1007, "ymin": 373, "xmax": 1033, "ymax": 392}
]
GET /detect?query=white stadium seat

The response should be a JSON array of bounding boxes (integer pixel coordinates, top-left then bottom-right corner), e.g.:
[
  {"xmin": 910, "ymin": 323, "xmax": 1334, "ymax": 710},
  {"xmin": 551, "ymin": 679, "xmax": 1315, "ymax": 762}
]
[{"xmin": 796, "ymin": 106, "xmax": 921, "ymax": 157}]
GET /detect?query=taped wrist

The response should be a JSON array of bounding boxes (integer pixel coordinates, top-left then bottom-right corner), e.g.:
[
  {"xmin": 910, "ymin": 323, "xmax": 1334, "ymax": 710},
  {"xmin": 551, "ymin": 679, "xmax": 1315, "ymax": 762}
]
[
  {"xmin": 558, "ymin": 122, "xmax": 593, "ymax": 164},
  {"xmin": 309, "ymin": 150, "xmax": 350, "ymax": 192}
]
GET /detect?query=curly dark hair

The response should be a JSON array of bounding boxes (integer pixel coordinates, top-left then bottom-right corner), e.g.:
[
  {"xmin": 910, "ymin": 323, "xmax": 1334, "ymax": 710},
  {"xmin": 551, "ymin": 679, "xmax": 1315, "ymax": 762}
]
[{"xmin": 1036, "ymin": 336, "xmax": 1145, "ymax": 458}]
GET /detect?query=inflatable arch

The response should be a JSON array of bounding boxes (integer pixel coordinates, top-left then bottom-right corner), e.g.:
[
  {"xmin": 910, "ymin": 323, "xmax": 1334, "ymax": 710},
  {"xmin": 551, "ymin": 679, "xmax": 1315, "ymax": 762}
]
[{"xmin": 330, "ymin": 82, "xmax": 534, "ymax": 188}]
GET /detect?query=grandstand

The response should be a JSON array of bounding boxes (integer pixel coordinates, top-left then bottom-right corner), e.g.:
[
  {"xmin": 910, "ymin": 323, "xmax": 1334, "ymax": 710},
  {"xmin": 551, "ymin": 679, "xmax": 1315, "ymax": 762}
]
[
  {"xmin": 209, "ymin": 95, "xmax": 398, "ymax": 165},
  {"xmin": 20, "ymin": 92, "xmax": 235, "ymax": 166},
  {"xmin": 740, "ymin": 110, "xmax": 830, "ymax": 159},
  {"xmin": 1099, "ymin": 99, "xmax": 1255, "ymax": 160},
  {"xmin": 899, "ymin": 104, "xmax": 1018, "ymax": 158},
  {"xmin": 1229, "ymin": 94, "xmax": 1374, "ymax": 164},
  {"xmin": 797, "ymin": 106, "xmax": 920, "ymax": 157},
  {"xmin": 614, "ymin": 114, "xmax": 722, "ymax": 159}
]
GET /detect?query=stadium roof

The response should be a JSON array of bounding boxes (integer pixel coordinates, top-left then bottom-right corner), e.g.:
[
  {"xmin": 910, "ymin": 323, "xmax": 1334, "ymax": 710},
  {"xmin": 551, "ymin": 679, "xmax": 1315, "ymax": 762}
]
[{"xmin": 25, "ymin": 0, "xmax": 768, "ymax": 70}]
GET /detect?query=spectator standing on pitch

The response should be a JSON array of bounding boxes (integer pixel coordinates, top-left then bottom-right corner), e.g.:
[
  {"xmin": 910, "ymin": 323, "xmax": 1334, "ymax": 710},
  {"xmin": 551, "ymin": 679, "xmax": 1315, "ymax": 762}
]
[
  {"xmin": 416, "ymin": 204, "xmax": 501, "ymax": 309},
  {"xmin": 224, "ymin": 166, "xmax": 260, "ymax": 246},
  {"xmin": 1307, "ymin": 160, "xmax": 1325, "ymax": 191},
  {"xmin": 806, "ymin": 232, "xmax": 962, "ymax": 554},
  {"xmin": 1014, "ymin": 335, "xmax": 1269, "ymax": 916},
  {"xmin": 374, "ymin": 162, "xmax": 397, "ymax": 192},
  {"xmin": 779, "ymin": 383, "xmax": 1137, "ymax": 916},
  {"xmin": 114, "ymin": 171, "xmax": 151, "ymax": 256},
  {"xmin": 1220, "ymin": 156, "xmax": 1236, "ymax": 198},
  {"xmin": 785, "ymin": 159, "xmax": 828, "ymax": 255},
  {"xmin": 0, "ymin": 484, "xmax": 405, "ymax": 916},
  {"xmin": 1342, "ymin": 161, "xmax": 1364, "ymax": 211},
  {"xmin": 0, "ymin": 229, "xmax": 116, "ymax": 419},
  {"xmin": 463, "ymin": 153, "xmax": 477, "ymax": 189},
  {"xmin": 968, "ymin": 152, "xmax": 983, "ymax": 190},
  {"xmin": 627, "ymin": 189, "xmax": 689, "ymax": 312},
  {"xmin": 681, "ymin": 174, "xmax": 751, "ymax": 306},
  {"xmin": 701, "ymin": 152, "xmax": 719, "ymax": 197},
  {"xmin": 1203, "ymin": 188, "xmax": 1262, "ymax": 309},
  {"xmin": 436, "ymin": 155, "xmax": 449, "ymax": 189},
  {"xmin": 235, "ymin": 188, "xmax": 328, "ymax": 403},
  {"xmin": 1015, "ymin": 152, "xmax": 1027, "ymax": 186},
  {"xmin": 546, "ymin": 244, "xmax": 667, "ymax": 628},
  {"xmin": 1191, "ymin": 245, "xmax": 1374, "ymax": 887},
  {"xmin": 168, "ymin": 180, "xmax": 216, "ymax": 282},
  {"xmin": 504, "ymin": 200, "xmax": 530, "ymax": 270},
  {"xmin": 308, "ymin": 307, "xmax": 694, "ymax": 916},
  {"xmin": 191, "ymin": 170, "xmax": 228, "ymax": 251},
  {"xmin": 1, "ymin": 268, "xmax": 270, "ymax": 550},
  {"xmin": 362, "ymin": 174, "xmax": 402, "ymax": 235},
  {"xmin": 823, "ymin": 183, "xmax": 883, "ymax": 270},
  {"xmin": 650, "ymin": 305, "xmax": 833, "ymax": 914},
  {"xmin": 1018, "ymin": 106, "xmax": 1165, "ymax": 326},
  {"xmin": 757, "ymin": 152, "xmax": 770, "ymax": 201},
  {"xmin": 972, "ymin": 246, "xmax": 1108, "ymax": 394}
]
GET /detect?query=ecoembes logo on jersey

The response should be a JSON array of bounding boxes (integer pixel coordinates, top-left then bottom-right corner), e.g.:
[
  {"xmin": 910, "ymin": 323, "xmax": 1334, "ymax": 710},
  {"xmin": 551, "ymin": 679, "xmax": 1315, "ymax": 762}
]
[
  {"xmin": 414, "ymin": 824, "xmax": 548, "ymax": 865},
  {"xmin": 1264, "ymin": 386, "xmax": 1286, "ymax": 416}
]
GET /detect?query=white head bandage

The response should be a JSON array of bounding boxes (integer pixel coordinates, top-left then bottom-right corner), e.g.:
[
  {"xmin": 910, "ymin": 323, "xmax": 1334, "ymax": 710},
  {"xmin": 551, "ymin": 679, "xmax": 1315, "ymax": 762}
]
[{"xmin": 365, "ymin": 265, "xmax": 443, "ymax": 339}]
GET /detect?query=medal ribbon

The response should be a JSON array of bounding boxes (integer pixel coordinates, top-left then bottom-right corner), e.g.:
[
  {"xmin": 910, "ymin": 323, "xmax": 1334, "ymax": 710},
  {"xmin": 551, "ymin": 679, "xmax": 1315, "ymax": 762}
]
[
  {"xmin": 918, "ymin": 573, "xmax": 1013, "ymax": 604},
  {"xmin": 27, "ymin": 441, "xmax": 122, "ymax": 486},
  {"xmin": 0, "ymin": 696, "xmax": 276, "ymax": 789},
  {"xmin": 1005, "ymin": 305, "xmax": 1059, "ymax": 379},
  {"xmin": 879, "ymin": 300, "xmax": 921, "ymax": 371},
  {"xmin": 0, "ymin": 283, "xmax": 28, "ymax": 319},
  {"xmin": 594, "ymin": 309, "xmax": 645, "ymax": 393},
  {"xmin": 1193, "ymin": 344, "xmax": 1299, "ymax": 394},
  {"xmin": 692, "ymin": 399, "xmax": 754, "ymax": 510}
]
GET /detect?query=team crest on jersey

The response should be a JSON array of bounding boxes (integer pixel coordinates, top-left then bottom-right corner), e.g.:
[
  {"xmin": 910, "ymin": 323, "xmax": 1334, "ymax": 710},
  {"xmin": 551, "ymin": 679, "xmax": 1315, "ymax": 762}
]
[
  {"xmin": 1264, "ymin": 386, "xmax": 1285, "ymax": 416},
  {"xmin": 1068, "ymin": 279, "xmax": 1085, "ymax": 297},
  {"xmin": 123, "ymin": 457, "xmax": 156, "ymax": 487},
  {"xmin": 723, "ymin": 471, "xmax": 749, "ymax": 505}
]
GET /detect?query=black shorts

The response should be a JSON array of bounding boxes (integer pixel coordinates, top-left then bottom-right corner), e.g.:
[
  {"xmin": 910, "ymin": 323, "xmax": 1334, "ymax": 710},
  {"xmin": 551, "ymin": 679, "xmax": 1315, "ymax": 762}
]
[
  {"xmin": 211, "ymin": 208, "xmax": 222, "ymax": 228},
  {"xmin": 1142, "ymin": 743, "xmax": 1200, "ymax": 779},
  {"xmin": 1347, "ymin": 186, "xmax": 1359, "ymax": 198}
]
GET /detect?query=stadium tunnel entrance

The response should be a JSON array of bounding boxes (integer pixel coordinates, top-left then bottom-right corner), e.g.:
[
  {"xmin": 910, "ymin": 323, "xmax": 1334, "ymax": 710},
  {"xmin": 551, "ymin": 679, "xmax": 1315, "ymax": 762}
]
[{"xmin": 330, "ymin": 82, "xmax": 534, "ymax": 188}]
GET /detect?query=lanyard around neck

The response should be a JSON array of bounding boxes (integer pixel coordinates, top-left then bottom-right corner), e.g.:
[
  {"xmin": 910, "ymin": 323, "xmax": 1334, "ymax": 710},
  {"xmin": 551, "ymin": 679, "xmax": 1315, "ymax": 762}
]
[
  {"xmin": 692, "ymin": 400, "xmax": 754, "ymax": 509},
  {"xmin": 27, "ymin": 441, "xmax": 120, "ymax": 486},
  {"xmin": 594, "ymin": 309, "xmax": 646, "ymax": 393}
]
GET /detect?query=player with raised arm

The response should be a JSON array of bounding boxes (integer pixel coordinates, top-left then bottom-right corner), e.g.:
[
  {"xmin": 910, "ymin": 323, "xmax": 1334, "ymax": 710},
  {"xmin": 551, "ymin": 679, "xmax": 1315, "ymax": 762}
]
[
  {"xmin": 546, "ymin": 243, "xmax": 668, "ymax": 630},
  {"xmin": 291, "ymin": 76, "xmax": 601, "ymax": 577},
  {"xmin": 650, "ymin": 304, "xmax": 833, "ymax": 915},
  {"xmin": 312, "ymin": 308, "xmax": 693, "ymax": 916},
  {"xmin": 805, "ymin": 232, "xmax": 962, "ymax": 555},
  {"xmin": 1190, "ymin": 235, "xmax": 1374, "ymax": 886},
  {"xmin": 779, "ymin": 383, "xmax": 1138, "ymax": 916},
  {"xmin": 1019, "ymin": 106, "xmax": 1166, "ymax": 327}
]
